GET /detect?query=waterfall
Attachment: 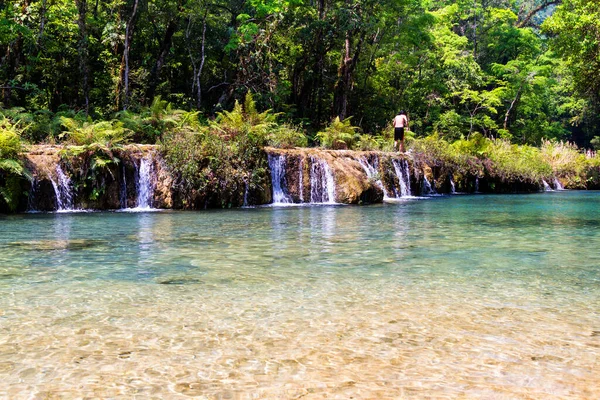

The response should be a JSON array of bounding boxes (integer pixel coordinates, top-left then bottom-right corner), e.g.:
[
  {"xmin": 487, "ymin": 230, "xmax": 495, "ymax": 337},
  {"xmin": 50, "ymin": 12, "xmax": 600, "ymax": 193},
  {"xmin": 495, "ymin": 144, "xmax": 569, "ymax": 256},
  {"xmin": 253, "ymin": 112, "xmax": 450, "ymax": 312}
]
[
  {"xmin": 27, "ymin": 179, "xmax": 38, "ymax": 212},
  {"xmin": 358, "ymin": 156, "xmax": 389, "ymax": 198},
  {"xmin": 49, "ymin": 164, "xmax": 75, "ymax": 211},
  {"xmin": 475, "ymin": 177, "xmax": 480, "ymax": 193},
  {"xmin": 242, "ymin": 174, "xmax": 250, "ymax": 207},
  {"xmin": 450, "ymin": 177, "xmax": 456, "ymax": 194},
  {"xmin": 392, "ymin": 159, "xmax": 412, "ymax": 197},
  {"xmin": 402, "ymin": 160, "xmax": 412, "ymax": 196},
  {"xmin": 268, "ymin": 154, "xmax": 293, "ymax": 204},
  {"xmin": 135, "ymin": 155, "xmax": 155, "ymax": 209},
  {"xmin": 119, "ymin": 163, "xmax": 128, "ymax": 209},
  {"xmin": 422, "ymin": 175, "xmax": 436, "ymax": 196},
  {"xmin": 298, "ymin": 158, "xmax": 304, "ymax": 202},
  {"xmin": 554, "ymin": 177, "xmax": 564, "ymax": 191},
  {"xmin": 310, "ymin": 156, "xmax": 336, "ymax": 204},
  {"xmin": 243, "ymin": 182, "xmax": 249, "ymax": 207},
  {"xmin": 542, "ymin": 179, "xmax": 552, "ymax": 192}
]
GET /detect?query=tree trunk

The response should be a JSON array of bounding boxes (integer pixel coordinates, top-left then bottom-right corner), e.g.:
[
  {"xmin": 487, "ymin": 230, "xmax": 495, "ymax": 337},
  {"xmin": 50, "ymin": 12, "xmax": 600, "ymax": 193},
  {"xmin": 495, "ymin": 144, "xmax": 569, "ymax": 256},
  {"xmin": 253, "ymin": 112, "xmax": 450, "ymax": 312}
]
[
  {"xmin": 2, "ymin": 1, "xmax": 29, "ymax": 107},
  {"xmin": 76, "ymin": 0, "xmax": 90, "ymax": 115},
  {"xmin": 38, "ymin": 0, "xmax": 48, "ymax": 46},
  {"xmin": 123, "ymin": 0, "xmax": 140, "ymax": 110},
  {"xmin": 333, "ymin": 35, "xmax": 352, "ymax": 119},
  {"xmin": 504, "ymin": 84, "xmax": 523, "ymax": 130},
  {"xmin": 333, "ymin": 31, "xmax": 364, "ymax": 120},
  {"xmin": 195, "ymin": 10, "xmax": 208, "ymax": 110},
  {"xmin": 147, "ymin": 15, "xmax": 180, "ymax": 101},
  {"xmin": 517, "ymin": 1, "xmax": 561, "ymax": 28}
]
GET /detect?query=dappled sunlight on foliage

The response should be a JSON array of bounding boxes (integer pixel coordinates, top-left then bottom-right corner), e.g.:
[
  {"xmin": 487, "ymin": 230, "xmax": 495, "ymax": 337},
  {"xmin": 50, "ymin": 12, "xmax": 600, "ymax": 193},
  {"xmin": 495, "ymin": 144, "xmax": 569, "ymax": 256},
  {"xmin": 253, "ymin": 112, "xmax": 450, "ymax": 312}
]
[
  {"xmin": 160, "ymin": 93, "xmax": 289, "ymax": 207},
  {"xmin": 58, "ymin": 118, "xmax": 132, "ymax": 148},
  {"xmin": 316, "ymin": 117, "xmax": 360, "ymax": 150},
  {"xmin": 406, "ymin": 133, "xmax": 600, "ymax": 186}
]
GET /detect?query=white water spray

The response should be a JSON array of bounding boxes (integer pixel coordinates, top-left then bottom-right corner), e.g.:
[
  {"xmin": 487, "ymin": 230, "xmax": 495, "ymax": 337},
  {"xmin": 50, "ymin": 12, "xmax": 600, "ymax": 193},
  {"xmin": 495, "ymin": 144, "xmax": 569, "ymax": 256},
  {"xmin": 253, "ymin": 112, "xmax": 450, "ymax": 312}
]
[
  {"xmin": 310, "ymin": 156, "xmax": 336, "ymax": 204},
  {"xmin": 542, "ymin": 179, "xmax": 552, "ymax": 192},
  {"xmin": 392, "ymin": 159, "xmax": 412, "ymax": 197},
  {"xmin": 422, "ymin": 175, "xmax": 436, "ymax": 196},
  {"xmin": 135, "ymin": 155, "xmax": 155, "ymax": 209},
  {"xmin": 359, "ymin": 156, "xmax": 389, "ymax": 198},
  {"xmin": 298, "ymin": 158, "xmax": 304, "ymax": 202},
  {"xmin": 268, "ymin": 154, "xmax": 293, "ymax": 204},
  {"xmin": 553, "ymin": 177, "xmax": 564, "ymax": 191},
  {"xmin": 49, "ymin": 165, "xmax": 75, "ymax": 211},
  {"xmin": 120, "ymin": 164, "xmax": 128, "ymax": 209}
]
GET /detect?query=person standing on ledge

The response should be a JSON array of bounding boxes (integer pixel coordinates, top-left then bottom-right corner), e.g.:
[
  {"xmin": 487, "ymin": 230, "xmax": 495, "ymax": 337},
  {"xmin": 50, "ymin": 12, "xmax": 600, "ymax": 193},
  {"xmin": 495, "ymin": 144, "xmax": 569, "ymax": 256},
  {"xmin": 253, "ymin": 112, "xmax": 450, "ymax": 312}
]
[{"xmin": 393, "ymin": 110, "xmax": 409, "ymax": 152}]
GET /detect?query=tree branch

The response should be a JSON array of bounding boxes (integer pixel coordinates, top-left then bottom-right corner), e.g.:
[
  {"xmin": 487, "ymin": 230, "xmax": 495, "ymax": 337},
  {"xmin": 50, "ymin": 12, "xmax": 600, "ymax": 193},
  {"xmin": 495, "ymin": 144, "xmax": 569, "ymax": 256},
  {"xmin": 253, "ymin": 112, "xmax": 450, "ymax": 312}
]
[{"xmin": 517, "ymin": 0, "xmax": 561, "ymax": 28}]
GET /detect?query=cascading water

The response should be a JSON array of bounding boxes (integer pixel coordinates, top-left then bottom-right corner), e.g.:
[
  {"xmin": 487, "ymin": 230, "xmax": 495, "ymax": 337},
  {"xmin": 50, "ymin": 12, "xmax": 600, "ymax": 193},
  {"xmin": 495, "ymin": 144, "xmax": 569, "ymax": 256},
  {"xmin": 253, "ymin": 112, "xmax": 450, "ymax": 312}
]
[
  {"xmin": 298, "ymin": 158, "xmax": 304, "ymax": 202},
  {"xmin": 392, "ymin": 159, "xmax": 412, "ymax": 197},
  {"xmin": 242, "ymin": 173, "xmax": 251, "ymax": 207},
  {"xmin": 422, "ymin": 175, "xmax": 436, "ymax": 196},
  {"xmin": 450, "ymin": 178, "xmax": 456, "ymax": 194},
  {"xmin": 554, "ymin": 177, "xmax": 564, "ymax": 191},
  {"xmin": 542, "ymin": 179, "xmax": 552, "ymax": 192},
  {"xmin": 242, "ymin": 181, "xmax": 249, "ymax": 207},
  {"xmin": 475, "ymin": 177, "xmax": 480, "ymax": 193},
  {"xmin": 119, "ymin": 164, "xmax": 128, "ymax": 209},
  {"xmin": 135, "ymin": 155, "xmax": 155, "ymax": 209},
  {"xmin": 268, "ymin": 154, "xmax": 293, "ymax": 204},
  {"xmin": 310, "ymin": 156, "xmax": 336, "ymax": 204},
  {"xmin": 359, "ymin": 156, "xmax": 389, "ymax": 198},
  {"xmin": 26, "ymin": 179, "xmax": 39, "ymax": 212},
  {"xmin": 49, "ymin": 164, "xmax": 75, "ymax": 211}
]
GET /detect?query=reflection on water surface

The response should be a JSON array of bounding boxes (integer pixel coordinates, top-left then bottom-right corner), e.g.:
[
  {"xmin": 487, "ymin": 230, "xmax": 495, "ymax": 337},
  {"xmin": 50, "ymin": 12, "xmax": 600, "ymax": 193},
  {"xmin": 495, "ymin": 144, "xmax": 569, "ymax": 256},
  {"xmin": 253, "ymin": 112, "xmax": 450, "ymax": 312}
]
[{"xmin": 0, "ymin": 192, "xmax": 599, "ymax": 398}]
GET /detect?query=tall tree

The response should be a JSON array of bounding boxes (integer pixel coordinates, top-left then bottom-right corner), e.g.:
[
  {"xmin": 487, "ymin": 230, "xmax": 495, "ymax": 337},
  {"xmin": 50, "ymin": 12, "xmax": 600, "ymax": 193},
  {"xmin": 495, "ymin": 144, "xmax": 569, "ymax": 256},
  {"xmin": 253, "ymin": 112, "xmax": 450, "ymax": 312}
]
[
  {"xmin": 123, "ymin": 0, "xmax": 140, "ymax": 110},
  {"xmin": 75, "ymin": 0, "xmax": 90, "ymax": 114}
]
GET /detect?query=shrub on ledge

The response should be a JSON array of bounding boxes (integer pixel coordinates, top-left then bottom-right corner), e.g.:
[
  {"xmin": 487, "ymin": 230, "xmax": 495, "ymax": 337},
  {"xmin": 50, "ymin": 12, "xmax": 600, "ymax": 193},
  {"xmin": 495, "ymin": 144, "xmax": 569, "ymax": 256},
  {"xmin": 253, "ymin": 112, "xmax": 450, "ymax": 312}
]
[{"xmin": 0, "ymin": 117, "xmax": 31, "ymax": 212}]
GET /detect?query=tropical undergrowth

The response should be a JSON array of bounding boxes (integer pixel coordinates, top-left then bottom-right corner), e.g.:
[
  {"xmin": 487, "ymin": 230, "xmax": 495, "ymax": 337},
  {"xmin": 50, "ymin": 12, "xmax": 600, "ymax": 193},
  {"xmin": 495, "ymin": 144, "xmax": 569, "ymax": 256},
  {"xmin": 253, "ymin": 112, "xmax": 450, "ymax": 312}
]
[
  {"xmin": 160, "ymin": 93, "xmax": 307, "ymax": 208},
  {"xmin": 0, "ymin": 117, "xmax": 31, "ymax": 212},
  {"xmin": 407, "ymin": 133, "xmax": 600, "ymax": 188},
  {"xmin": 3, "ymin": 91, "xmax": 600, "ymax": 213}
]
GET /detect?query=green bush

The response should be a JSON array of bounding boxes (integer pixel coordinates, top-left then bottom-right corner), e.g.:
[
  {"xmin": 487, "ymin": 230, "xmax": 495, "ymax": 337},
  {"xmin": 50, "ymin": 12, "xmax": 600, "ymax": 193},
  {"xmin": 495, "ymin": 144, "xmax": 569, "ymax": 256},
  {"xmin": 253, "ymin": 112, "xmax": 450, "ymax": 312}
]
[
  {"xmin": 267, "ymin": 125, "xmax": 308, "ymax": 149},
  {"xmin": 160, "ymin": 93, "xmax": 273, "ymax": 208},
  {"xmin": 434, "ymin": 110, "xmax": 465, "ymax": 141},
  {"xmin": 316, "ymin": 117, "xmax": 360, "ymax": 150},
  {"xmin": 408, "ymin": 134, "xmax": 457, "ymax": 166},
  {"xmin": 540, "ymin": 140, "xmax": 586, "ymax": 177},
  {"xmin": 353, "ymin": 134, "xmax": 386, "ymax": 151},
  {"xmin": 484, "ymin": 139, "xmax": 552, "ymax": 183},
  {"xmin": 409, "ymin": 133, "xmax": 557, "ymax": 184},
  {"xmin": 58, "ymin": 118, "xmax": 132, "ymax": 148},
  {"xmin": 0, "ymin": 117, "xmax": 30, "ymax": 211}
]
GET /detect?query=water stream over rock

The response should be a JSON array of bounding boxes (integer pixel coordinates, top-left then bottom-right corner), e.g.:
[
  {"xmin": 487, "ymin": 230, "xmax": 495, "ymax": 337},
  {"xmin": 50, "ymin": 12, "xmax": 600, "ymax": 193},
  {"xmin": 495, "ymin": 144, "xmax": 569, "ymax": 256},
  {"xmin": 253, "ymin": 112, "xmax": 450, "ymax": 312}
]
[
  {"xmin": 309, "ymin": 156, "xmax": 336, "ymax": 204},
  {"xmin": 134, "ymin": 154, "xmax": 156, "ymax": 210},
  {"xmin": 267, "ymin": 154, "xmax": 293, "ymax": 204},
  {"xmin": 15, "ymin": 145, "xmax": 567, "ymax": 212},
  {"xmin": 542, "ymin": 179, "xmax": 553, "ymax": 191},
  {"xmin": 392, "ymin": 159, "xmax": 412, "ymax": 198}
]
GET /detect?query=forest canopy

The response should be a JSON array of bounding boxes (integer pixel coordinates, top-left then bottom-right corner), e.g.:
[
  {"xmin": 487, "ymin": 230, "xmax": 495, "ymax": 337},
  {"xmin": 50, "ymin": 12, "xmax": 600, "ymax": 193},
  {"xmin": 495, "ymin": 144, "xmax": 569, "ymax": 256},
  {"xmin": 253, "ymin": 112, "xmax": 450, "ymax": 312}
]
[{"xmin": 1, "ymin": 0, "xmax": 599, "ymax": 147}]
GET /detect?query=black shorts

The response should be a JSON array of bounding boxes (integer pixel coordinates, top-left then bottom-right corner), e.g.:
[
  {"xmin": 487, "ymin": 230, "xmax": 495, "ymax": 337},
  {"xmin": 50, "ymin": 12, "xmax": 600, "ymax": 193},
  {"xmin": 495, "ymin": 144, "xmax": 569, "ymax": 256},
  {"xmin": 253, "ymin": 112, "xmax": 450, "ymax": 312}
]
[{"xmin": 394, "ymin": 127, "xmax": 405, "ymax": 141}]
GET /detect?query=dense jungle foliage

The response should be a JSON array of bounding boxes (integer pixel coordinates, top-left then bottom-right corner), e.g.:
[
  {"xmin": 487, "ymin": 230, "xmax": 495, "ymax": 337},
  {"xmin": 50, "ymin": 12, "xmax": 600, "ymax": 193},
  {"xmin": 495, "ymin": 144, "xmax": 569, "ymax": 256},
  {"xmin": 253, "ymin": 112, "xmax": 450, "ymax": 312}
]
[
  {"xmin": 2, "ymin": 0, "xmax": 600, "ymax": 211},
  {"xmin": 1, "ymin": 0, "xmax": 599, "ymax": 145}
]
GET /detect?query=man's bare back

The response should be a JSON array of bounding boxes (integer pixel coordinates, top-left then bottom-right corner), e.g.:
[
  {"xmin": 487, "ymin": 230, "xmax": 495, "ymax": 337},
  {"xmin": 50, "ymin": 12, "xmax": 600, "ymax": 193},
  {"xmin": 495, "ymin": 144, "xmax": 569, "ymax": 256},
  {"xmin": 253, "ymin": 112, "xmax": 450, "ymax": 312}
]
[
  {"xmin": 394, "ymin": 114, "xmax": 408, "ymax": 128},
  {"xmin": 393, "ymin": 111, "xmax": 408, "ymax": 152}
]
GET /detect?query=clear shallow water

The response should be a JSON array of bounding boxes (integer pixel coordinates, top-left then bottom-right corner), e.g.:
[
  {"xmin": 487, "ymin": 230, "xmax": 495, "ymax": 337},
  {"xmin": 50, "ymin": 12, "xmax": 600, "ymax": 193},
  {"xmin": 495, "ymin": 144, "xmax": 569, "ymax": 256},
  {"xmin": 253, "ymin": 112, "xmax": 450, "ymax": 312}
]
[{"xmin": 1, "ymin": 192, "xmax": 599, "ymax": 398}]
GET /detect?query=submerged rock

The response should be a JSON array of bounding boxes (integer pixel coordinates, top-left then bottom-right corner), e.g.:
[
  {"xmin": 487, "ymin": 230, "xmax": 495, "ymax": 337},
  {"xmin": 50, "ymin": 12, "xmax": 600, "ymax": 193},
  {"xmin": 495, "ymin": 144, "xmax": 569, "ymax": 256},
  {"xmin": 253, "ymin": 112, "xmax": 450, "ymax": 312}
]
[
  {"xmin": 8, "ymin": 239, "xmax": 109, "ymax": 251},
  {"xmin": 156, "ymin": 276, "xmax": 205, "ymax": 285}
]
